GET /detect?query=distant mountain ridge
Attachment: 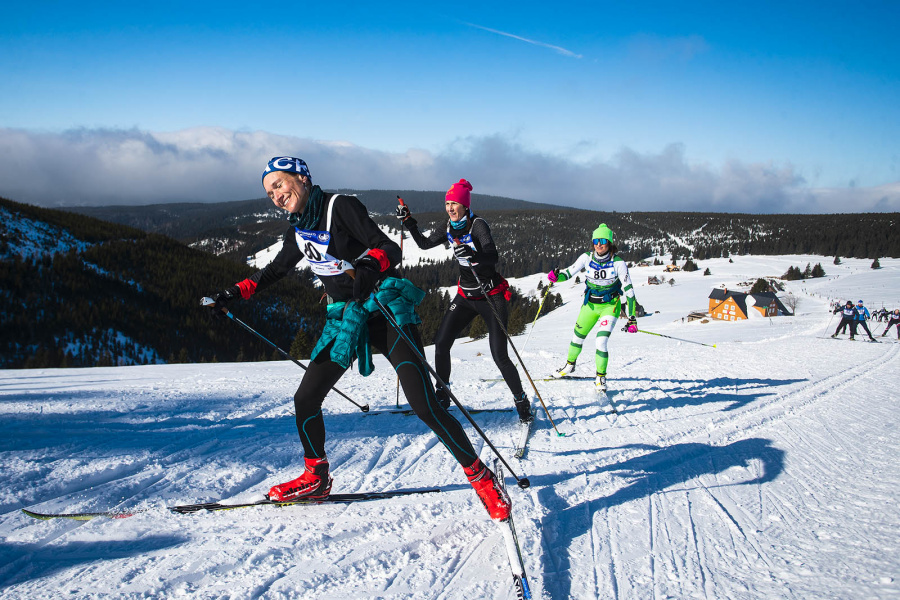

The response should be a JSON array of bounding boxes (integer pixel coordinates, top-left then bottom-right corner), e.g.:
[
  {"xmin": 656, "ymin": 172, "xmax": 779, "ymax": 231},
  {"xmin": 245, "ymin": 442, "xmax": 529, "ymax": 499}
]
[
  {"xmin": 66, "ymin": 190, "xmax": 560, "ymax": 240},
  {"xmin": 65, "ymin": 193, "xmax": 899, "ymax": 277}
]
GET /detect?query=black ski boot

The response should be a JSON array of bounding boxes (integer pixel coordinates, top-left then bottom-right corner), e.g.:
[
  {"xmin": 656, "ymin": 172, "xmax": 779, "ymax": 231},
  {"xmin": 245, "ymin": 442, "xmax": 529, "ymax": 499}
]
[
  {"xmin": 514, "ymin": 393, "xmax": 534, "ymax": 424},
  {"xmin": 435, "ymin": 384, "xmax": 451, "ymax": 410}
]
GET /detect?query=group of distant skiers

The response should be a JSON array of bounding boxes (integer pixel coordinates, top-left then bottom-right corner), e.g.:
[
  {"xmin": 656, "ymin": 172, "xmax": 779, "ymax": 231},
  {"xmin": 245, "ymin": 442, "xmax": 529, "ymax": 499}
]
[
  {"xmin": 831, "ymin": 299, "xmax": 900, "ymax": 341},
  {"xmin": 204, "ymin": 156, "xmax": 639, "ymax": 522}
]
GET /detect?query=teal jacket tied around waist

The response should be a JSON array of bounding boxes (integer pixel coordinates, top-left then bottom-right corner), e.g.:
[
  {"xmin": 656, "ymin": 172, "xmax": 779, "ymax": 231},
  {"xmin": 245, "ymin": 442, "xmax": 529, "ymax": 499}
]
[{"xmin": 310, "ymin": 277, "xmax": 426, "ymax": 376}]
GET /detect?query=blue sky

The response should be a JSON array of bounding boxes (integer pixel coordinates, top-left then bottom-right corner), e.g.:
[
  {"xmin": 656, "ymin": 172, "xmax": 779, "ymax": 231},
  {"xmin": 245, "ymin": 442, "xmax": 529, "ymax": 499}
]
[{"xmin": 1, "ymin": 1, "xmax": 898, "ymax": 212}]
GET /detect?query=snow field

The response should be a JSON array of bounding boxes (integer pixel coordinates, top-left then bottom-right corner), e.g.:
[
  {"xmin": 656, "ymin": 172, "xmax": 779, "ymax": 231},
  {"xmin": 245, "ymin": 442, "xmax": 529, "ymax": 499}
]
[{"xmin": 0, "ymin": 255, "xmax": 898, "ymax": 599}]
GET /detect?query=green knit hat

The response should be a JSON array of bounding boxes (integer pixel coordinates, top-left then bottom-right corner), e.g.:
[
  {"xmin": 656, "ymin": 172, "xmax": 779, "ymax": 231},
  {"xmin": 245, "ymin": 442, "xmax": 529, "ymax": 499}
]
[{"xmin": 592, "ymin": 223, "xmax": 614, "ymax": 244}]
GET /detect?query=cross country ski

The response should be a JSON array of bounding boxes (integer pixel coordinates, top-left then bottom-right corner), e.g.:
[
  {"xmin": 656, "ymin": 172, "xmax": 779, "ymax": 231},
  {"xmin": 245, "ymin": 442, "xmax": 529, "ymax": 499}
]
[{"xmin": 22, "ymin": 488, "xmax": 441, "ymax": 521}]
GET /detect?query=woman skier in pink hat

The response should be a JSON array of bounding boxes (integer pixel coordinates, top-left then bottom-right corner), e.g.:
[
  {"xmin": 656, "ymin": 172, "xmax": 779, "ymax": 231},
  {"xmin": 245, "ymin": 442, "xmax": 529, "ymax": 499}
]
[{"xmin": 396, "ymin": 179, "xmax": 532, "ymax": 423}]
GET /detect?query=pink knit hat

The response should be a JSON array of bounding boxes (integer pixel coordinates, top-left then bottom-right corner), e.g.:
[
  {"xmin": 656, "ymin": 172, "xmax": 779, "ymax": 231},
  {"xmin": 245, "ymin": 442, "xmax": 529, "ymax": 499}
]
[{"xmin": 445, "ymin": 179, "xmax": 473, "ymax": 208}]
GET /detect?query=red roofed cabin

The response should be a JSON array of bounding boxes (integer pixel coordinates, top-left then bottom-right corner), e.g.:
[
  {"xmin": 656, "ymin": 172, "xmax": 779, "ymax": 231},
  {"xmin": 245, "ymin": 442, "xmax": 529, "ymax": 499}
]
[{"xmin": 708, "ymin": 289, "xmax": 790, "ymax": 321}]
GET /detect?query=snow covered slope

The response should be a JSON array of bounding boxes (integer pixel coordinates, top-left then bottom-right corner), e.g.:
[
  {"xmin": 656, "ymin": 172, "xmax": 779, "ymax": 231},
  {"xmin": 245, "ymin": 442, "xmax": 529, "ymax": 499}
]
[{"xmin": 1, "ymin": 256, "xmax": 898, "ymax": 599}]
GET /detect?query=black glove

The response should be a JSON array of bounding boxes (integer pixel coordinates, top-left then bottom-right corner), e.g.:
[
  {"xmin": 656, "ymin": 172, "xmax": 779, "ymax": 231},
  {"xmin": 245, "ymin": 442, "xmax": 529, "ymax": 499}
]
[
  {"xmin": 352, "ymin": 255, "xmax": 383, "ymax": 301},
  {"xmin": 395, "ymin": 204, "xmax": 416, "ymax": 228},
  {"xmin": 453, "ymin": 243, "xmax": 476, "ymax": 264},
  {"xmin": 209, "ymin": 286, "xmax": 239, "ymax": 319}
]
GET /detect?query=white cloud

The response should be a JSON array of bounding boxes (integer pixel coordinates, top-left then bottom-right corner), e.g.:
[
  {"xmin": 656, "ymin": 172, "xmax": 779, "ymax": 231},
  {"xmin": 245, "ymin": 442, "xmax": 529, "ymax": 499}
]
[{"xmin": 0, "ymin": 126, "xmax": 896, "ymax": 213}]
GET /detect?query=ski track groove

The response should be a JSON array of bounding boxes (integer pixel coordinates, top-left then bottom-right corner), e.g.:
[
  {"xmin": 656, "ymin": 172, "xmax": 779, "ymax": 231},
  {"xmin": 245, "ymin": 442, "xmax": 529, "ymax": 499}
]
[
  {"xmin": 646, "ymin": 489, "xmax": 657, "ymax": 600},
  {"xmin": 685, "ymin": 491, "xmax": 711, "ymax": 600},
  {"xmin": 435, "ymin": 526, "xmax": 492, "ymax": 600},
  {"xmin": 606, "ymin": 505, "xmax": 621, "ymax": 600},
  {"xmin": 586, "ymin": 492, "xmax": 600, "ymax": 599},
  {"xmin": 642, "ymin": 342, "xmax": 898, "ymax": 456},
  {"xmin": 10, "ymin": 393, "xmax": 292, "ymax": 556}
]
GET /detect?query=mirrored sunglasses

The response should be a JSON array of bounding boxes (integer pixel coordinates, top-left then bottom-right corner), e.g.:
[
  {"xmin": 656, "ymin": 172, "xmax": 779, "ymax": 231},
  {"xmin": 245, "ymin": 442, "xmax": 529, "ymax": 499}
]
[{"xmin": 592, "ymin": 238, "xmax": 610, "ymax": 245}]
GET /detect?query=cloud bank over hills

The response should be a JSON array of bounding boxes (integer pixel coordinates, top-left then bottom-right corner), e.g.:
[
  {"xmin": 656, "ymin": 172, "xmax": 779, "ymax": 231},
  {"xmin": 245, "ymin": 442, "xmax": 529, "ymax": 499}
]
[{"xmin": 1, "ymin": 126, "xmax": 897, "ymax": 213}]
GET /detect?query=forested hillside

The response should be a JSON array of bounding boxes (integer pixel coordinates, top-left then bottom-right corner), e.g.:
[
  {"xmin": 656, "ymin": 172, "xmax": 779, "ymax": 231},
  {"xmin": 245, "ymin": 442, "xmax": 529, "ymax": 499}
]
[
  {"xmin": 1, "ymin": 197, "xmax": 558, "ymax": 369},
  {"xmin": 0, "ymin": 197, "xmax": 325, "ymax": 369},
  {"xmin": 376, "ymin": 209, "xmax": 899, "ymax": 289}
]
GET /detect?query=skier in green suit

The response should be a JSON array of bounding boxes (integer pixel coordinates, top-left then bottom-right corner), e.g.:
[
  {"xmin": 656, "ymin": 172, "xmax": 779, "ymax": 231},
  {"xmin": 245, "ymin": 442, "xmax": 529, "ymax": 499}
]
[{"xmin": 546, "ymin": 223, "xmax": 638, "ymax": 397}]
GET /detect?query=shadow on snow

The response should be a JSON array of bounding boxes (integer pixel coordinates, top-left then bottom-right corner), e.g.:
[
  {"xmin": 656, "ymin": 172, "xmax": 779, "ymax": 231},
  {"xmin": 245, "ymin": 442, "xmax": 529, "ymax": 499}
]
[
  {"xmin": 536, "ymin": 438, "xmax": 785, "ymax": 600},
  {"xmin": 0, "ymin": 534, "xmax": 188, "ymax": 589}
]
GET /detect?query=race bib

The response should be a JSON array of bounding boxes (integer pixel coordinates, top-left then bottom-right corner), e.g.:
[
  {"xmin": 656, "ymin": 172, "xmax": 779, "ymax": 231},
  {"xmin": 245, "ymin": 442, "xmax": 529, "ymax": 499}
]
[
  {"xmin": 586, "ymin": 258, "xmax": 617, "ymax": 287},
  {"xmin": 294, "ymin": 229, "xmax": 347, "ymax": 276}
]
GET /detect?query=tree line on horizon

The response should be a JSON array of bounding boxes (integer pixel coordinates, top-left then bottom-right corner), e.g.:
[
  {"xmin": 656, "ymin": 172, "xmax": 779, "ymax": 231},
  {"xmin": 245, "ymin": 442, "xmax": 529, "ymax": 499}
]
[{"xmin": 2, "ymin": 196, "xmax": 897, "ymax": 369}]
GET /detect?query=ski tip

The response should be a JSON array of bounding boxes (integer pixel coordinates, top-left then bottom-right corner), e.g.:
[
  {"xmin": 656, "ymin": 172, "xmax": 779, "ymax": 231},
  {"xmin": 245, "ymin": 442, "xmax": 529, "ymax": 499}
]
[{"xmin": 517, "ymin": 477, "xmax": 531, "ymax": 489}]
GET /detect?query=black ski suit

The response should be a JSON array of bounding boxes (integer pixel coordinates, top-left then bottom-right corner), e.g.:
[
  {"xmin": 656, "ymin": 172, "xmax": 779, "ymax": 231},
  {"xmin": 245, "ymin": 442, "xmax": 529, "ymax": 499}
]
[
  {"xmin": 233, "ymin": 191, "xmax": 479, "ymax": 466},
  {"xmin": 883, "ymin": 312, "xmax": 900, "ymax": 338},
  {"xmin": 404, "ymin": 213, "xmax": 525, "ymax": 400},
  {"xmin": 833, "ymin": 305, "xmax": 857, "ymax": 337}
]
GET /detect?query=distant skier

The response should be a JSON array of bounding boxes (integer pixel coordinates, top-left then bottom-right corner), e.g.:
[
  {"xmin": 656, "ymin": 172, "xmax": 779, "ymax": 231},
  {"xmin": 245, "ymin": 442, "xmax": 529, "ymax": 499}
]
[
  {"xmin": 832, "ymin": 301, "xmax": 857, "ymax": 339},
  {"xmin": 546, "ymin": 223, "xmax": 638, "ymax": 398},
  {"xmin": 882, "ymin": 309, "xmax": 900, "ymax": 338},
  {"xmin": 206, "ymin": 158, "xmax": 510, "ymax": 520},
  {"xmin": 396, "ymin": 179, "xmax": 532, "ymax": 423},
  {"xmin": 853, "ymin": 300, "xmax": 877, "ymax": 342}
]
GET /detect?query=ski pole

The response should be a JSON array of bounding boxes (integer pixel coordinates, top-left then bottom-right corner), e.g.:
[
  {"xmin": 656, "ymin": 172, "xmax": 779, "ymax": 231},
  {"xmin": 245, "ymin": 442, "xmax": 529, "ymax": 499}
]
[
  {"xmin": 200, "ymin": 297, "xmax": 369, "ymax": 412},
  {"xmin": 635, "ymin": 328, "xmax": 716, "ymax": 348},
  {"xmin": 453, "ymin": 243, "xmax": 563, "ymax": 436},
  {"xmin": 822, "ymin": 312, "xmax": 836, "ymax": 338},
  {"xmin": 395, "ymin": 196, "xmax": 406, "ymax": 408},
  {"xmin": 520, "ymin": 283, "xmax": 553, "ymax": 354},
  {"xmin": 368, "ymin": 293, "xmax": 531, "ymax": 489}
]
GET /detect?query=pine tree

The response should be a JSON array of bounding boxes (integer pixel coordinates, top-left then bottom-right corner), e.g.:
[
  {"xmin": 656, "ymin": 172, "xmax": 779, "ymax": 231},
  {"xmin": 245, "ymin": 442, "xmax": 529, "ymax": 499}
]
[
  {"xmin": 290, "ymin": 328, "xmax": 314, "ymax": 359},
  {"xmin": 811, "ymin": 263, "xmax": 826, "ymax": 278},
  {"xmin": 872, "ymin": 257, "xmax": 881, "ymax": 269},
  {"xmin": 833, "ymin": 256, "xmax": 841, "ymax": 265},
  {"xmin": 750, "ymin": 278, "xmax": 770, "ymax": 294},
  {"xmin": 468, "ymin": 316, "xmax": 488, "ymax": 339}
]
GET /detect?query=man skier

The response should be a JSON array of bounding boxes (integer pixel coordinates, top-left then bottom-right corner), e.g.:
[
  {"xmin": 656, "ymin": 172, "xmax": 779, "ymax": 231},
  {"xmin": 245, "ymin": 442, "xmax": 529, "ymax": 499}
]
[
  {"xmin": 853, "ymin": 300, "xmax": 877, "ymax": 342},
  {"xmin": 832, "ymin": 301, "xmax": 857, "ymax": 339}
]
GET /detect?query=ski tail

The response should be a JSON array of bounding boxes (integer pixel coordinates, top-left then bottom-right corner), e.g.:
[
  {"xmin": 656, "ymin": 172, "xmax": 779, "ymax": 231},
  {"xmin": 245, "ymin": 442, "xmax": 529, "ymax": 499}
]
[
  {"xmin": 513, "ymin": 418, "xmax": 534, "ymax": 459},
  {"xmin": 22, "ymin": 508, "xmax": 144, "ymax": 521},
  {"xmin": 493, "ymin": 459, "xmax": 533, "ymax": 600}
]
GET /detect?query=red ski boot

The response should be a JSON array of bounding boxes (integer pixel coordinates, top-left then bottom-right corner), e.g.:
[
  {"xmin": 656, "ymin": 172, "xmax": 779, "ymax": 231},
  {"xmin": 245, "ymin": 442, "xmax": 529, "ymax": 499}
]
[
  {"xmin": 464, "ymin": 457, "xmax": 511, "ymax": 520},
  {"xmin": 267, "ymin": 456, "xmax": 333, "ymax": 501}
]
